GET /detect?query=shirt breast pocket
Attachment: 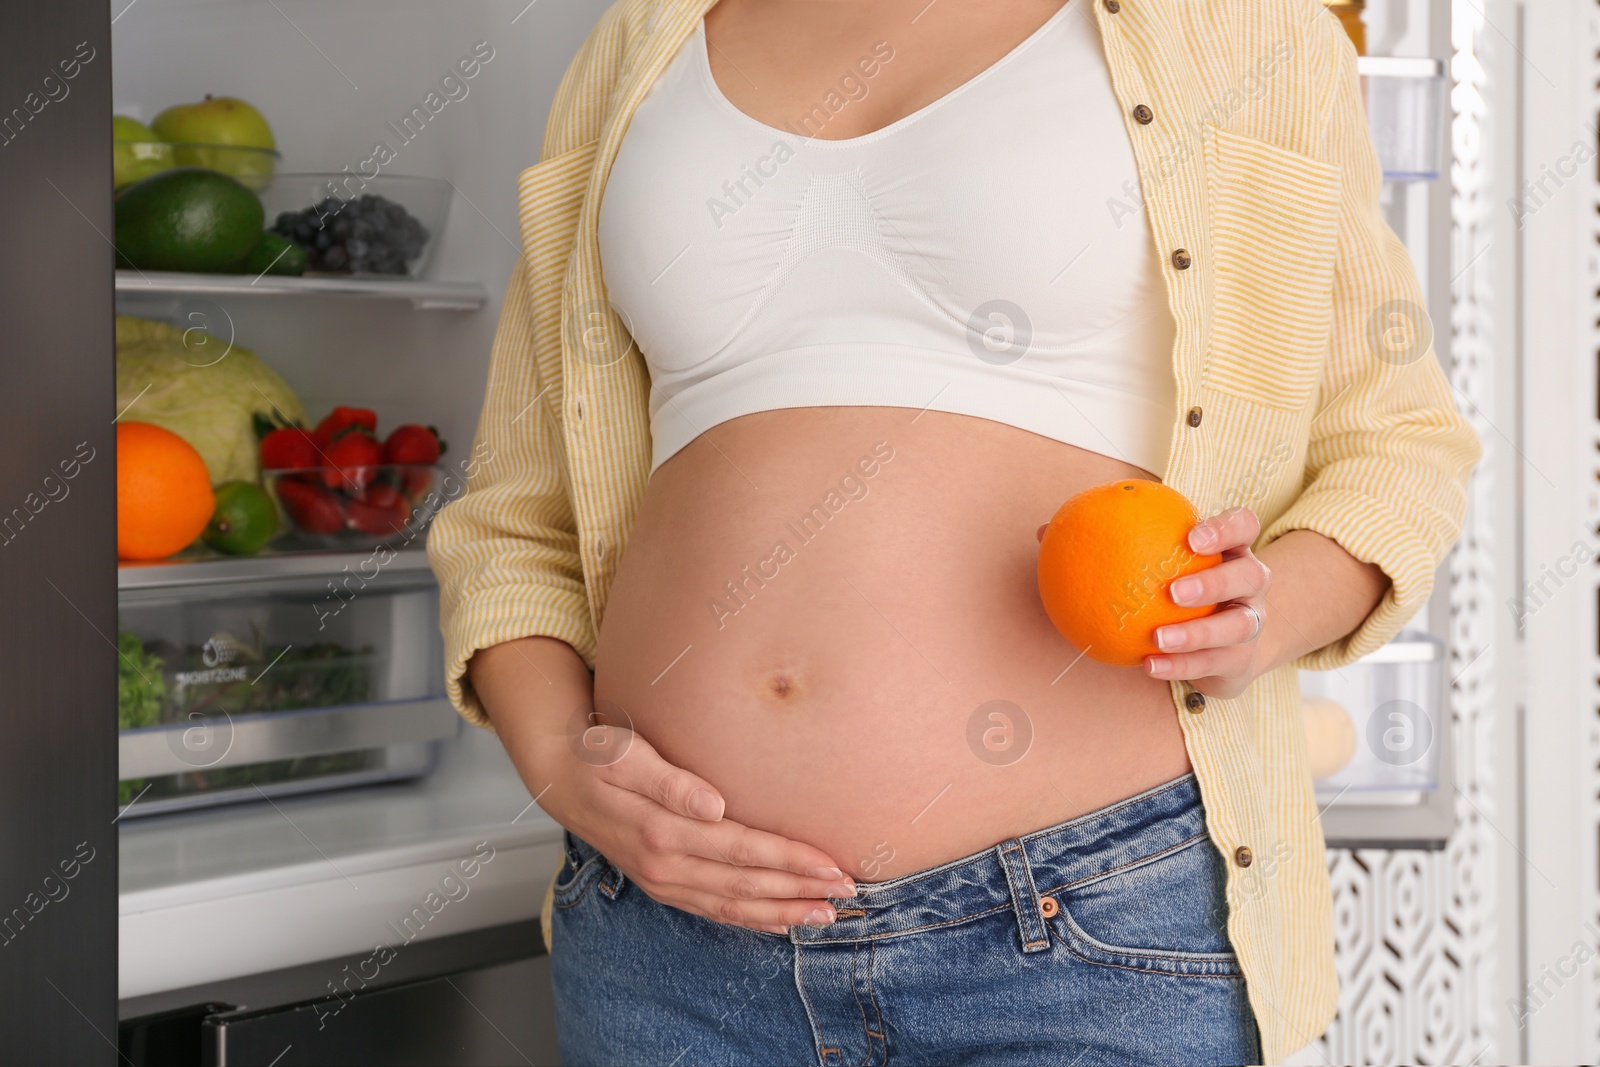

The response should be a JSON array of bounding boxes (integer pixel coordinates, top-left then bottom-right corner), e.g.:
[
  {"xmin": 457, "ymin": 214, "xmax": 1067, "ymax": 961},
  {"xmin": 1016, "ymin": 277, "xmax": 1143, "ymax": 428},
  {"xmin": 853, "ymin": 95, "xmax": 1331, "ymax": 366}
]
[{"xmin": 1201, "ymin": 125, "xmax": 1342, "ymax": 412}]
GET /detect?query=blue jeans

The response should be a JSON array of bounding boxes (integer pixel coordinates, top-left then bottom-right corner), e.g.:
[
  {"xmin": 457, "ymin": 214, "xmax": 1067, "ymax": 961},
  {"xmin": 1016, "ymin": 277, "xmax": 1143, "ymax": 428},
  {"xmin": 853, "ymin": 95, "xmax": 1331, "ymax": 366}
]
[{"xmin": 550, "ymin": 773, "xmax": 1260, "ymax": 1066}]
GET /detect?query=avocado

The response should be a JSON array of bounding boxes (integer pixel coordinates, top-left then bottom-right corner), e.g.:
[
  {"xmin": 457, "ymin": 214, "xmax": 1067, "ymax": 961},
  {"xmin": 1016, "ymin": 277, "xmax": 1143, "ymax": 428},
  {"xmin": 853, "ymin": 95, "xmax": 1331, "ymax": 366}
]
[
  {"xmin": 235, "ymin": 231, "xmax": 307, "ymax": 276},
  {"xmin": 114, "ymin": 167, "xmax": 265, "ymax": 273}
]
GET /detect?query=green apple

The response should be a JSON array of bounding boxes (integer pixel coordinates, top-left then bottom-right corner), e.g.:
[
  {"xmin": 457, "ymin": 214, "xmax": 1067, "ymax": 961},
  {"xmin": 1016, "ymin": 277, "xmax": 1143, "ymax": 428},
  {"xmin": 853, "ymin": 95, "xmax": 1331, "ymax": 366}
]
[
  {"xmin": 152, "ymin": 95, "xmax": 277, "ymax": 184},
  {"xmin": 112, "ymin": 115, "xmax": 172, "ymax": 190}
]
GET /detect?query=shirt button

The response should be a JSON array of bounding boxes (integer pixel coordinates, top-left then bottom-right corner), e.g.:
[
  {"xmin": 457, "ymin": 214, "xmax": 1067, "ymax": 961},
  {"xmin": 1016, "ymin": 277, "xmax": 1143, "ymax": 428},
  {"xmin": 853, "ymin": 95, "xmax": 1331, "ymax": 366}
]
[
  {"xmin": 1185, "ymin": 690, "xmax": 1206, "ymax": 712},
  {"xmin": 1104, "ymin": 0, "xmax": 1121, "ymax": 11},
  {"xmin": 1234, "ymin": 846, "xmax": 1254, "ymax": 868},
  {"xmin": 1132, "ymin": 103, "xmax": 1154, "ymax": 125},
  {"xmin": 1187, "ymin": 407, "xmax": 1203, "ymax": 428},
  {"xmin": 1171, "ymin": 248, "xmax": 1192, "ymax": 270}
]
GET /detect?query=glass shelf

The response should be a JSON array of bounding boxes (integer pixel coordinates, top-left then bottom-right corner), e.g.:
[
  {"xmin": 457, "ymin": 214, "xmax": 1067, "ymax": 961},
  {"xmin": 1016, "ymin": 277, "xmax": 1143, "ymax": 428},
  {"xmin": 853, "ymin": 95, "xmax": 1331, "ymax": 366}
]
[
  {"xmin": 114, "ymin": 270, "xmax": 487, "ymax": 311},
  {"xmin": 118, "ymin": 545, "xmax": 435, "ymax": 593}
]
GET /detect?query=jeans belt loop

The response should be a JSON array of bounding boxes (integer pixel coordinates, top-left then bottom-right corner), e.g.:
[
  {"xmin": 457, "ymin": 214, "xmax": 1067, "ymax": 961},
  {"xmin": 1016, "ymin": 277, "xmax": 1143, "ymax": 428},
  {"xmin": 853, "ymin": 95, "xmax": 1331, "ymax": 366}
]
[
  {"xmin": 598, "ymin": 863, "xmax": 628, "ymax": 899},
  {"xmin": 996, "ymin": 839, "xmax": 1050, "ymax": 954}
]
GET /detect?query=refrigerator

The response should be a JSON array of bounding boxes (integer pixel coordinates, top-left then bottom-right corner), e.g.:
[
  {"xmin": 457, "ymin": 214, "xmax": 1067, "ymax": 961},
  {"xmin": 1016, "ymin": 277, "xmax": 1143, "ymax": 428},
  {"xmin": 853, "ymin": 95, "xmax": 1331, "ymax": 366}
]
[{"xmin": 0, "ymin": 0, "xmax": 1492, "ymax": 1063}]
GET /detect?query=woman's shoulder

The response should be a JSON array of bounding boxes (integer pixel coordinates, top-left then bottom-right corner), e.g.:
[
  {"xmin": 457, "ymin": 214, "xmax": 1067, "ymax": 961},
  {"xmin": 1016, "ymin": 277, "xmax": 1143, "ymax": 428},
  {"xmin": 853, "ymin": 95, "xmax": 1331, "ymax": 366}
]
[
  {"xmin": 540, "ymin": 0, "xmax": 676, "ymax": 159},
  {"xmin": 1166, "ymin": 0, "xmax": 1358, "ymax": 149},
  {"xmin": 1168, "ymin": 0, "xmax": 1349, "ymax": 78},
  {"xmin": 1171, "ymin": 0, "xmax": 1336, "ymax": 41}
]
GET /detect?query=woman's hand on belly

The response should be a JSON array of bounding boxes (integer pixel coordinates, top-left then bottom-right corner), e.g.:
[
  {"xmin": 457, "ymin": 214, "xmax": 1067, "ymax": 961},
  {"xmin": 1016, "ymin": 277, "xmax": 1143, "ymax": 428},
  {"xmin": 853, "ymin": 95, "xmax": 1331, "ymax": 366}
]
[
  {"xmin": 541, "ymin": 723, "xmax": 861, "ymax": 933},
  {"xmin": 471, "ymin": 637, "xmax": 860, "ymax": 934}
]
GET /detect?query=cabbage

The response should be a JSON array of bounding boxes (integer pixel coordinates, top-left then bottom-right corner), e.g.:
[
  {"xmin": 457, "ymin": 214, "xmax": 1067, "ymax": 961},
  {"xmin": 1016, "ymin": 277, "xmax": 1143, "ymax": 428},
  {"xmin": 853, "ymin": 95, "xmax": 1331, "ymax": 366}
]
[{"xmin": 115, "ymin": 315, "xmax": 305, "ymax": 483}]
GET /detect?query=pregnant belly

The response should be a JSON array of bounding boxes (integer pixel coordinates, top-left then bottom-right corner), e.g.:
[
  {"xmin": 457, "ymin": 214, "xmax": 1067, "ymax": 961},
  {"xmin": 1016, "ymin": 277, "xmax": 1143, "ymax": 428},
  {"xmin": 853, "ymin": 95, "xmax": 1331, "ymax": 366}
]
[{"xmin": 592, "ymin": 407, "xmax": 1191, "ymax": 882}]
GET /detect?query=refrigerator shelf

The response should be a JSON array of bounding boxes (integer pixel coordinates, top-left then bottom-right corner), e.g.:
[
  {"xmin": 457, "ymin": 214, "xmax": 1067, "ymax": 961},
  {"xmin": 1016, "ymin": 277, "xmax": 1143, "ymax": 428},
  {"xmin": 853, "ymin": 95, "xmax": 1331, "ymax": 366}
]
[
  {"xmin": 119, "ymin": 697, "xmax": 460, "ymax": 780},
  {"xmin": 1357, "ymin": 55, "xmax": 1447, "ymax": 78},
  {"xmin": 118, "ymin": 546, "xmax": 434, "ymax": 593},
  {"xmin": 113, "ymin": 270, "xmax": 487, "ymax": 310}
]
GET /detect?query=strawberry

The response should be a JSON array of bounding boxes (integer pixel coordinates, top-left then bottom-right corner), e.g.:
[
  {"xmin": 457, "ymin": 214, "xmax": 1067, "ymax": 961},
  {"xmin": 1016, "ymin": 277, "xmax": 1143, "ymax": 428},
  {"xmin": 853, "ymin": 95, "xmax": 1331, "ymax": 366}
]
[
  {"xmin": 381, "ymin": 424, "xmax": 444, "ymax": 465},
  {"xmin": 259, "ymin": 427, "xmax": 322, "ymax": 471},
  {"xmin": 275, "ymin": 478, "xmax": 345, "ymax": 535},
  {"xmin": 346, "ymin": 496, "xmax": 412, "ymax": 537},
  {"xmin": 321, "ymin": 430, "xmax": 382, "ymax": 492},
  {"xmin": 313, "ymin": 406, "xmax": 378, "ymax": 445},
  {"xmin": 382, "ymin": 425, "xmax": 445, "ymax": 494},
  {"xmin": 362, "ymin": 477, "xmax": 402, "ymax": 509}
]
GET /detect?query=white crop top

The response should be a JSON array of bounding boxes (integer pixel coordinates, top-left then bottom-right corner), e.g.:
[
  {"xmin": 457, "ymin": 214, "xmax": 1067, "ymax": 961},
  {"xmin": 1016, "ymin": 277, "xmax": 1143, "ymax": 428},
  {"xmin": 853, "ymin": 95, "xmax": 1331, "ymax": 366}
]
[{"xmin": 598, "ymin": 0, "xmax": 1178, "ymax": 474}]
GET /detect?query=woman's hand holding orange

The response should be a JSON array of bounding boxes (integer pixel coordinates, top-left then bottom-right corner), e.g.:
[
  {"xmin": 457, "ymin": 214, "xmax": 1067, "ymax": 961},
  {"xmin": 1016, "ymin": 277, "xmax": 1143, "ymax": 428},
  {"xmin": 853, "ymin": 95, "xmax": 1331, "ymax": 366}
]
[{"xmin": 1144, "ymin": 507, "xmax": 1274, "ymax": 699}]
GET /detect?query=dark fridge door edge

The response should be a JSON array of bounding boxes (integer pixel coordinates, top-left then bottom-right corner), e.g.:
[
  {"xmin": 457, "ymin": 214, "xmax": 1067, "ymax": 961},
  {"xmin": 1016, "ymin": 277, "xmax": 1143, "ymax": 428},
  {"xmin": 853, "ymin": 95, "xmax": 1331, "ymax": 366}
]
[{"xmin": 0, "ymin": 1, "xmax": 118, "ymax": 1062}]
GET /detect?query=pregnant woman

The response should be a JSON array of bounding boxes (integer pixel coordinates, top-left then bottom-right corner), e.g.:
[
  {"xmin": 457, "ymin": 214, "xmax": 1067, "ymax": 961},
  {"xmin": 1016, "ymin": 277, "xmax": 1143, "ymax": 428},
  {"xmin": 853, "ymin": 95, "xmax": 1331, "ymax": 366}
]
[{"xmin": 429, "ymin": 0, "xmax": 1479, "ymax": 1062}]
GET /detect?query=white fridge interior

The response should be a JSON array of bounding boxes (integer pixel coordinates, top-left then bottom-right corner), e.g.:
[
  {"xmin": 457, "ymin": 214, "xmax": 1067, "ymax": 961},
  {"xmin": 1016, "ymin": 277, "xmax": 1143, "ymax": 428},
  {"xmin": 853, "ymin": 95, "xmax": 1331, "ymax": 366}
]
[{"xmin": 110, "ymin": 0, "xmax": 610, "ymax": 1049}]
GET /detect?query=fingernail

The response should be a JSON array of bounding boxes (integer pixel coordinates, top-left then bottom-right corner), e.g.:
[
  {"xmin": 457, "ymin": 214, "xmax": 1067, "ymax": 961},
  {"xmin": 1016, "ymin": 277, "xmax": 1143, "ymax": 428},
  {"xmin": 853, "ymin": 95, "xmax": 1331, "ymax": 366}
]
[
  {"xmin": 1148, "ymin": 657, "xmax": 1172, "ymax": 677},
  {"xmin": 765, "ymin": 924, "xmax": 791, "ymax": 936},
  {"xmin": 1170, "ymin": 577, "xmax": 1200, "ymax": 604},
  {"xmin": 1156, "ymin": 626, "xmax": 1185, "ymax": 651},
  {"xmin": 1189, "ymin": 527, "xmax": 1217, "ymax": 552},
  {"xmin": 809, "ymin": 866, "xmax": 843, "ymax": 880},
  {"xmin": 804, "ymin": 907, "xmax": 835, "ymax": 926},
  {"xmin": 687, "ymin": 788, "xmax": 724, "ymax": 821},
  {"xmin": 830, "ymin": 882, "xmax": 858, "ymax": 898}
]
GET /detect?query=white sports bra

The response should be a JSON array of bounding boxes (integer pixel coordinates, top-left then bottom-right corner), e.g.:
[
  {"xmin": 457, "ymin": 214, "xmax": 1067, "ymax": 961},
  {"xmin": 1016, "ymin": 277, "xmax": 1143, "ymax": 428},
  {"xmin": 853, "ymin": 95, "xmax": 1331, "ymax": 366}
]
[{"xmin": 598, "ymin": 0, "xmax": 1178, "ymax": 475}]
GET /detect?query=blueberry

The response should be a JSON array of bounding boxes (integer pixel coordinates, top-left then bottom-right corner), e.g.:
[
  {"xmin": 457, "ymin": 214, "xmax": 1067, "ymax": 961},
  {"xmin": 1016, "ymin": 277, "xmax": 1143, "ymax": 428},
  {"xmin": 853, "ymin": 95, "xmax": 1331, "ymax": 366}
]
[{"xmin": 324, "ymin": 245, "xmax": 349, "ymax": 269}]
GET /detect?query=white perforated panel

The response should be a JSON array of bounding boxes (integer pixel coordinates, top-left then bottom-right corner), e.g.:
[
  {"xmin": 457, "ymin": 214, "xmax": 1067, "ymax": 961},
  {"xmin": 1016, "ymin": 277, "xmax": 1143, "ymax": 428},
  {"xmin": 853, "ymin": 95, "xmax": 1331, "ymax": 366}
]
[{"xmin": 1299, "ymin": 3, "xmax": 1502, "ymax": 1063}]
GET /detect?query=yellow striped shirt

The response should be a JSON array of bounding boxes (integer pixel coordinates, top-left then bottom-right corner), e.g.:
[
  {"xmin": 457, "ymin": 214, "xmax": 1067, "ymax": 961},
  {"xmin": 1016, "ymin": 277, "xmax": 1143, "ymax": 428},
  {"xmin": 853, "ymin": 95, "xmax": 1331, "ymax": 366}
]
[{"xmin": 426, "ymin": 0, "xmax": 1481, "ymax": 1059}]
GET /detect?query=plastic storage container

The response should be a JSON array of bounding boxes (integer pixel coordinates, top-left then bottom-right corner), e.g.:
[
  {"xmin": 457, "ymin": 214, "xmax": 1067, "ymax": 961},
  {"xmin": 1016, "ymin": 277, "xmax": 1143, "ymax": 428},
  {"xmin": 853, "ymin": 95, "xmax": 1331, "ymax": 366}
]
[
  {"xmin": 1303, "ymin": 630, "xmax": 1444, "ymax": 804},
  {"xmin": 116, "ymin": 550, "xmax": 459, "ymax": 817},
  {"xmin": 1359, "ymin": 56, "xmax": 1448, "ymax": 181}
]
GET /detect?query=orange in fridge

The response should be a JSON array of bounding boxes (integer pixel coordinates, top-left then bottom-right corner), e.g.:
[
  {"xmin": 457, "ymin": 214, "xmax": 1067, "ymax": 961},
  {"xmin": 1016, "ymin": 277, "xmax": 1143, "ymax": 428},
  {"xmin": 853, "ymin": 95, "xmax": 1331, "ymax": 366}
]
[
  {"xmin": 1036, "ymin": 479, "xmax": 1222, "ymax": 667},
  {"xmin": 117, "ymin": 420, "xmax": 215, "ymax": 561}
]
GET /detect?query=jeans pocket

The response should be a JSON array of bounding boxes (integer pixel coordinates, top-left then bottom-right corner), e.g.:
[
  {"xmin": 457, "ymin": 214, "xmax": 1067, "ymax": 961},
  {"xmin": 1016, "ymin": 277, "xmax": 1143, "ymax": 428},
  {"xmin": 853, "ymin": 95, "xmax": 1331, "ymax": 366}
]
[
  {"xmin": 552, "ymin": 830, "xmax": 616, "ymax": 911},
  {"xmin": 1047, "ymin": 833, "xmax": 1243, "ymax": 978}
]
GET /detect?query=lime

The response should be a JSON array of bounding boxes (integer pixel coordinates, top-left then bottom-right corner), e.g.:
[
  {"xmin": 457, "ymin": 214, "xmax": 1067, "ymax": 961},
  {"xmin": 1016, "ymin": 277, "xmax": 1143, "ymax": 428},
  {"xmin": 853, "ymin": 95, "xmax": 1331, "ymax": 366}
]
[
  {"xmin": 203, "ymin": 480, "xmax": 278, "ymax": 555},
  {"xmin": 235, "ymin": 231, "xmax": 307, "ymax": 276},
  {"xmin": 114, "ymin": 167, "xmax": 265, "ymax": 273}
]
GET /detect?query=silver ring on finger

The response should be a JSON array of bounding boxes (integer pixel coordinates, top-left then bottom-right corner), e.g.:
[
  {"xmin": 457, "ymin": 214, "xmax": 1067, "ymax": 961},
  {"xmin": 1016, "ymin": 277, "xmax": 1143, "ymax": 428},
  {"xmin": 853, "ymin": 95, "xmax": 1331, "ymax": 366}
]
[{"xmin": 1237, "ymin": 603, "xmax": 1263, "ymax": 643}]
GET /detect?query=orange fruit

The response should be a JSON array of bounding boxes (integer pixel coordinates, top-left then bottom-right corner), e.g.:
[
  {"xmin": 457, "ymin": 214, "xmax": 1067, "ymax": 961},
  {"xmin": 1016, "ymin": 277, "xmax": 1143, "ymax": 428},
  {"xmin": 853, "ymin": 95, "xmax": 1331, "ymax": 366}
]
[
  {"xmin": 117, "ymin": 421, "xmax": 215, "ymax": 561},
  {"xmin": 1036, "ymin": 479, "xmax": 1222, "ymax": 667}
]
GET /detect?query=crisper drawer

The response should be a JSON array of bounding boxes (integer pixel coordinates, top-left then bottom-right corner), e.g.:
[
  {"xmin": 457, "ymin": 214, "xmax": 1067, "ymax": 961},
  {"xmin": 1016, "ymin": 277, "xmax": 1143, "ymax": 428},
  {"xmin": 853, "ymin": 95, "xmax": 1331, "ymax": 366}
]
[{"xmin": 116, "ymin": 550, "xmax": 459, "ymax": 818}]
